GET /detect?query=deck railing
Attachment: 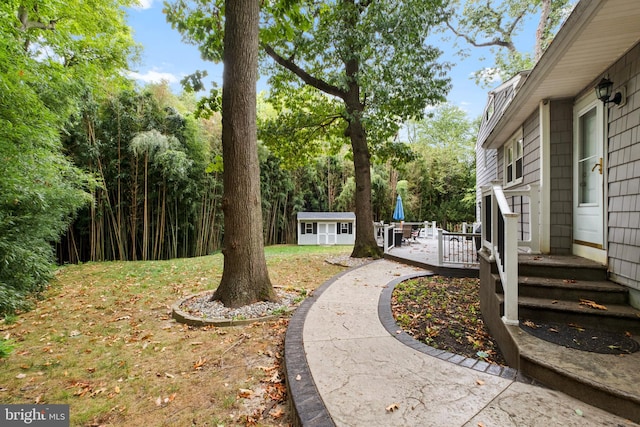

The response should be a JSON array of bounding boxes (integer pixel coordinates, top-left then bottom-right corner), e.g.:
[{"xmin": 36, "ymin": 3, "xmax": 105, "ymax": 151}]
[
  {"xmin": 375, "ymin": 221, "xmax": 437, "ymax": 254},
  {"xmin": 481, "ymin": 182, "xmax": 539, "ymax": 326},
  {"xmin": 436, "ymin": 229, "xmax": 480, "ymax": 267}
]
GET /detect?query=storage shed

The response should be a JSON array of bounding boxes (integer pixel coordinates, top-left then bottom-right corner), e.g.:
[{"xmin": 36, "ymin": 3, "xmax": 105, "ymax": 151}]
[{"xmin": 297, "ymin": 212, "xmax": 356, "ymax": 245}]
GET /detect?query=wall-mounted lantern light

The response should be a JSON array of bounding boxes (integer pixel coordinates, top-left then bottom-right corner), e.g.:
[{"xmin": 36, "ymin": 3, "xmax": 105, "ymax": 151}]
[{"xmin": 595, "ymin": 77, "xmax": 625, "ymax": 106}]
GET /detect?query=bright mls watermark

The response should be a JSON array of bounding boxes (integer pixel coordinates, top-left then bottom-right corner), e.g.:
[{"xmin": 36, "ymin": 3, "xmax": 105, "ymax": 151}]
[{"xmin": 1, "ymin": 405, "xmax": 69, "ymax": 426}]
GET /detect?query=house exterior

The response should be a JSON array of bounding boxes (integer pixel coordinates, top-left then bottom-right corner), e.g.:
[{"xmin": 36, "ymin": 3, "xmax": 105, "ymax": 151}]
[
  {"xmin": 477, "ymin": 0, "xmax": 640, "ymax": 309},
  {"xmin": 475, "ymin": 71, "xmax": 529, "ymax": 221},
  {"xmin": 296, "ymin": 212, "xmax": 356, "ymax": 245}
]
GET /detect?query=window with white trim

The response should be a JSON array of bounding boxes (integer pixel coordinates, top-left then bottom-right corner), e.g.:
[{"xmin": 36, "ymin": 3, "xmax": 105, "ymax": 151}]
[
  {"xmin": 504, "ymin": 128, "xmax": 523, "ymax": 186},
  {"xmin": 301, "ymin": 222, "xmax": 317, "ymax": 235},
  {"xmin": 485, "ymin": 95, "xmax": 495, "ymax": 122},
  {"xmin": 337, "ymin": 222, "xmax": 352, "ymax": 234}
]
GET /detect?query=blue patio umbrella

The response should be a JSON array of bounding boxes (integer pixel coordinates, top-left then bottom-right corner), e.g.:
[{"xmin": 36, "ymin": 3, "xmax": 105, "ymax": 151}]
[{"xmin": 393, "ymin": 195, "xmax": 405, "ymax": 221}]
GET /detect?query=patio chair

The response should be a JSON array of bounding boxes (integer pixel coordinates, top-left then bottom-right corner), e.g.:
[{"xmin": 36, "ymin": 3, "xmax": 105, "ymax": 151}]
[{"xmin": 402, "ymin": 224, "xmax": 417, "ymax": 243}]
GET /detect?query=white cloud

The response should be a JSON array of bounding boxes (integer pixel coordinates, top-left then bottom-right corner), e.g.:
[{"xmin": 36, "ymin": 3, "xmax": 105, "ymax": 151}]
[
  {"xmin": 133, "ymin": 0, "xmax": 154, "ymax": 10},
  {"xmin": 126, "ymin": 69, "xmax": 179, "ymax": 84}
]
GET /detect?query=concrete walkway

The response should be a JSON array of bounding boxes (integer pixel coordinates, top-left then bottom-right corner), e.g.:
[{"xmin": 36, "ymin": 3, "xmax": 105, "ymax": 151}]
[{"xmin": 285, "ymin": 259, "xmax": 638, "ymax": 426}]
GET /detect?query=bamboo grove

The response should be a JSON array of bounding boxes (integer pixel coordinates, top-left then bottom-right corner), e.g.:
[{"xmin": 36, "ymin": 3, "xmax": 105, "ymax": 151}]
[
  {"xmin": 55, "ymin": 85, "xmax": 476, "ymax": 265},
  {"xmin": 56, "ymin": 85, "xmax": 364, "ymax": 264}
]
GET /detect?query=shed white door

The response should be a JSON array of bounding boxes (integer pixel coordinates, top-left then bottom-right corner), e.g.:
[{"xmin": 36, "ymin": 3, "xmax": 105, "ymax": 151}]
[
  {"xmin": 318, "ymin": 223, "xmax": 336, "ymax": 245},
  {"xmin": 573, "ymin": 95, "xmax": 605, "ymax": 262}
]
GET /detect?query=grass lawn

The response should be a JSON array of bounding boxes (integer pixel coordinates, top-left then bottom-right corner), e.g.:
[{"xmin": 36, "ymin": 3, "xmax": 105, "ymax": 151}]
[{"xmin": 0, "ymin": 245, "xmax": 351, "ymax": 426}]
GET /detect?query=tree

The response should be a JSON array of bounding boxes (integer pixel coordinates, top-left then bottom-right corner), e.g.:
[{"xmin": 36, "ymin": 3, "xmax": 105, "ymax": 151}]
[
  {"xmin": 0, "ymin": 0, "xmax": 137, "ymax": 315},
  {"xmin": 445, "ymin": 0, "xmax": 575, "ymax": 86},
  {"xmin": 402, "ymin": 104, "xmax": 477, "ymax": 227},
  {"xmin": 211, "ymin": 0, "xmax": 277, "ymax": 307},
  {"xmin": 262, "ymin": 1, "xmax": 450, "ymax": 258},
  {"xmin": 166, "ymin": 0, "xmax": 450, "ymax": 258},
  {"xmin": 60, "ymin": 85, "xmax": 224, "ymax": 263}
]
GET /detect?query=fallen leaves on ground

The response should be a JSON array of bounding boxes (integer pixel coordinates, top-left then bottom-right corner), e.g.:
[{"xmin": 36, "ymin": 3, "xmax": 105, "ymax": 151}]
[
  {"xmin": 391, "ymin": 276, "xmax": 507, "ymax": 366},
  {"xmin": 579, "ymin": 299, "xmax": 608, "ymax": 310},
  {"xmin": 386, "ymin": 403, "xmax": 400, "ymax": 412}
]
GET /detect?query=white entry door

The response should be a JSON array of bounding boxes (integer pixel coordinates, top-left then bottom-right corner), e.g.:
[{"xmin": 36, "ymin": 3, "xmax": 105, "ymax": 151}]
[
  {"xmin": 318, "ymin": 223, "xmax": 337, "ymax": 245},
  {"xmin": 573, "ymin": 95, "xmax": 605, "ymax": 262}
]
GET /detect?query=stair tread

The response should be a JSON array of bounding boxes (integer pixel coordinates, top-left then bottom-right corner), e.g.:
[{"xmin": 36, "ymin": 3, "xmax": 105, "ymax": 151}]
[
  {"xmin": 516, "ymin": 295, "xmax": 640, "ymax": 318},
  {"xmin": 518, "ymin": 254, "xmax": 607, "ymax": 269},
  {"xmin": 518, "ymin": 276, "xmax": 628, "ymax": 292}
]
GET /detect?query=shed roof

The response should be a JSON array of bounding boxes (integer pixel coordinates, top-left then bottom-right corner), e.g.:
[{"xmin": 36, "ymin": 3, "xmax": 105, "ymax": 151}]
[{"xmin": 297, "ymin": 212, "xmax": 356, "ymax": 221}]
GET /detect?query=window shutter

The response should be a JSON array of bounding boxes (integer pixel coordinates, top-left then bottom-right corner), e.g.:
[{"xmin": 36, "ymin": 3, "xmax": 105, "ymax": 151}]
[
  {"xmin": 337, "ymin": 222, "xmax": 341, "ymax": 234},
  {"xmin": 301, "ymin": 222, "xmax": 305, "ymax": 235},
  {"xmin": 348, "ymin": 222, "xmax": 353, "ymax": 234},
  {"xmin": 313, "ymin": 222, "xmax": 317, "ymax": 234}
]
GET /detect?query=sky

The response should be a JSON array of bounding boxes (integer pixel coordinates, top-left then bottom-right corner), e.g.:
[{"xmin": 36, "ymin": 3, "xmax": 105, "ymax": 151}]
[{"xmin": 125, "ymin": 1, "xmax": 536, "ymax": 121}]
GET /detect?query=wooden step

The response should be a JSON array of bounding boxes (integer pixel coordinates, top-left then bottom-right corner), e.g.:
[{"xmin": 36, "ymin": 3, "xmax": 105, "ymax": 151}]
[
  {"xmin": 518, "ymin": 276, "xmax": 629, "ymax": 305},
  {"xmin": 504, "ymin": 324, "xmax": 640, "ymax": 423},
  {"xmin": 518, "ymin": 254, "xmax": 608, "ymax": 281}
]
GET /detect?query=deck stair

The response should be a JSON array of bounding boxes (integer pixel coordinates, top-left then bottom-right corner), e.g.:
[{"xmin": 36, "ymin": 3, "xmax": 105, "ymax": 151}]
[
  {"xmin": 495, "ymin": 256, "xmax": 640, "ymax": 334},
  {"xmin": 490, "ymin": 254, "xmax": 640, "ymax": 422}
]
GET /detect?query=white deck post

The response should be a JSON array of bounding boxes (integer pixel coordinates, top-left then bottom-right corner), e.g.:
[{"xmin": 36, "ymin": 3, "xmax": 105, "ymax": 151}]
[
  {"xmin": 491, "ymin": 187, "xmax": 499, "ymax": 259},
  {"xmin": 437, "ymin": 229, "xmax": 444, "ymax": 265},
  {"xmin": 502, "ymin": 213, "xmax": 520, "ymax": 326},
  {"xmin": 383, "ymin": 225, "xmax": 389, "ymax": 253}
]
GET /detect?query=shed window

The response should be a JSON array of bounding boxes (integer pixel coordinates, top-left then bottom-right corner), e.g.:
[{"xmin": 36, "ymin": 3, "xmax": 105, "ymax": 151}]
[
  {"xmin": 301, "ymin": 222, "xmax": 317, "ymax": 235},
  {"xmin": 337, "ymin": 222, "xmax": 353, "ymax": 234}
]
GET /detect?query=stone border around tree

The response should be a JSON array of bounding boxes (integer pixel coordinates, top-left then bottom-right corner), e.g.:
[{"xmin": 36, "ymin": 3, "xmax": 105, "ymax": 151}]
[{"xmin": 171, "ymin": 291, "xmax": 292, "ymax": 327}]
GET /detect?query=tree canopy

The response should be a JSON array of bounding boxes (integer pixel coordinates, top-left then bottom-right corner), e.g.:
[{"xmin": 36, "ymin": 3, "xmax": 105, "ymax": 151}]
[
  {"xmin": 401, "ymin": 105, "xmax": 477, "ymax": 227},
  {"xmin": 0, "ymin": 0, "xmax": 138, "ymax": 315},
  {"xmin": 445, "ymin": 0, "xmax": 574, "ymax": 86},
  {"xmin": 166, "ymin": 0, "xmax": 451, "ymax": 258}
]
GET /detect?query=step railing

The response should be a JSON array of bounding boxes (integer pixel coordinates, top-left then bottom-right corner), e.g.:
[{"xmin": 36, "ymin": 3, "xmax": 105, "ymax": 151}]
[{"xmin": 481, "ymin": 182, "xmax": 541, "ymax": 326}]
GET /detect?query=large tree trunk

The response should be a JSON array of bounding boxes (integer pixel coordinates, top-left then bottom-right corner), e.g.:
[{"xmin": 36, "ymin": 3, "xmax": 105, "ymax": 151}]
[
  {"xmin": 212, "ymin": 0, "xmax": 276, "ymax": 308},
  {"xmin": 535, "ymin": 0, "xmax": 552, "ymax": 61},
  {"xmin": 346, "ymin": 115, "xmax": 383, "ymax": 258},
  {"xmin": 344, "ymin": 56, "xmax": 382, "ymax": 259}
]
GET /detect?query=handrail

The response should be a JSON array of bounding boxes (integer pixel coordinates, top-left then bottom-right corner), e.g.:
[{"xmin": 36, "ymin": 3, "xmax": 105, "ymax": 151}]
[{"xmin": 482, "ymin": 182, "xmax": 521, "ymax": 326}]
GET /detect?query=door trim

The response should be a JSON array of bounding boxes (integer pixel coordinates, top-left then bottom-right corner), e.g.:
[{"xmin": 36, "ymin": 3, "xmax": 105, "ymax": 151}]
[{"xmin": 572, "ymin": 92, "xmax": 607, "ymax": 265}]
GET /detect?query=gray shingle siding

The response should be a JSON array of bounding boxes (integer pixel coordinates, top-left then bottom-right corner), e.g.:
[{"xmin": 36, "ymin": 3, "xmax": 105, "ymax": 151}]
[
  {"xmin": 475, "ymin": 146, "xmax": 497, "ymax": 221},
  {"xmin": 606, "ymin": 42, "xmax": 640, "ymax": 292},
  {"xmin": 476, "ymin": 73, "xmax": 530, "ymax": 221},
  {"xmin": 549, "ymin": 100, "xmax": 574, "ymax": 254}
]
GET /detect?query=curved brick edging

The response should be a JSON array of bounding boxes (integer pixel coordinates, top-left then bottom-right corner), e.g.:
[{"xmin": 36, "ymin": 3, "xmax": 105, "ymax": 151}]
[
  {"xmin": 378, "ymin": 274, "xmax": 521, "ymax": 381},
  {"xmin": 285, "ymin": 260, "xmax": 531, "ymax": 426},
  {"xmin": 171, "ymin": 291, "xmax": 286, "ymax": 327},
  {"xmin": 283, "ymin": 264, "xmax": 372, "ymax": 427}
]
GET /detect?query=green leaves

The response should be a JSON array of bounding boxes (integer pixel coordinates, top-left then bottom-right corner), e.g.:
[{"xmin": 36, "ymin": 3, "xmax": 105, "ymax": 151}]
[
  {"xmin": 164, "ymin": 0, "xmax": 225, "ymax": 62},
  {"xmin": 446, "ymin": 0, "xmax": 574, "ymax": 86},
  {"xmin": 0, "ymin": 0, "xmax": 138, "ymax": 315}
]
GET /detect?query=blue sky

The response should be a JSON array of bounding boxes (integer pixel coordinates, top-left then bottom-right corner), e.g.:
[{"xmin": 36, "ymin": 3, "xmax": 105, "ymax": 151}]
[{"xmin": 126, "ymin": 1, "xmax": 535, "ymax": 120}]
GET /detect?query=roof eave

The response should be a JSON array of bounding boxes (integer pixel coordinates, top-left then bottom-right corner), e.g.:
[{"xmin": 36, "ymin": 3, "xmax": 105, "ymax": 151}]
[{"xmin": 482, "ymin": 0, "xmax": 640, "ymax": 149}]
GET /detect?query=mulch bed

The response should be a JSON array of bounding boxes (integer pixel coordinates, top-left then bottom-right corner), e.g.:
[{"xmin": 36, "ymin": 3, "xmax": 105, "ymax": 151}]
[
  {"xmin": 391, "ymin": 276, "xmax": 507, "ymax": 366},
  {"xmin": 520, "ymin": 319, "xmax": 640, "ymax": 354}
]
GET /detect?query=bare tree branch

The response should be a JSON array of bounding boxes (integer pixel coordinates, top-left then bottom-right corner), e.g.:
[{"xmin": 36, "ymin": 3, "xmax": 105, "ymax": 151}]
[
  {"xmin": 18, "ymin": 6, "xmax": 58, "ymax": 32},
  {"xmin": 262, "ymin": 43, "xmax": 346, "ymax": 100},
  {"xmin": 445, "ymin": 21, "xmax": 515, "ymax": 50}
]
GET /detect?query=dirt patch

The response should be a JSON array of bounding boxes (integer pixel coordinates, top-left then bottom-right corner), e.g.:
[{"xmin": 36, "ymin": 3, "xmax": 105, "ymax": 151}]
[{"xmin": 391, "ymin": 276, "xmax": 507, "ymax": 366}]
